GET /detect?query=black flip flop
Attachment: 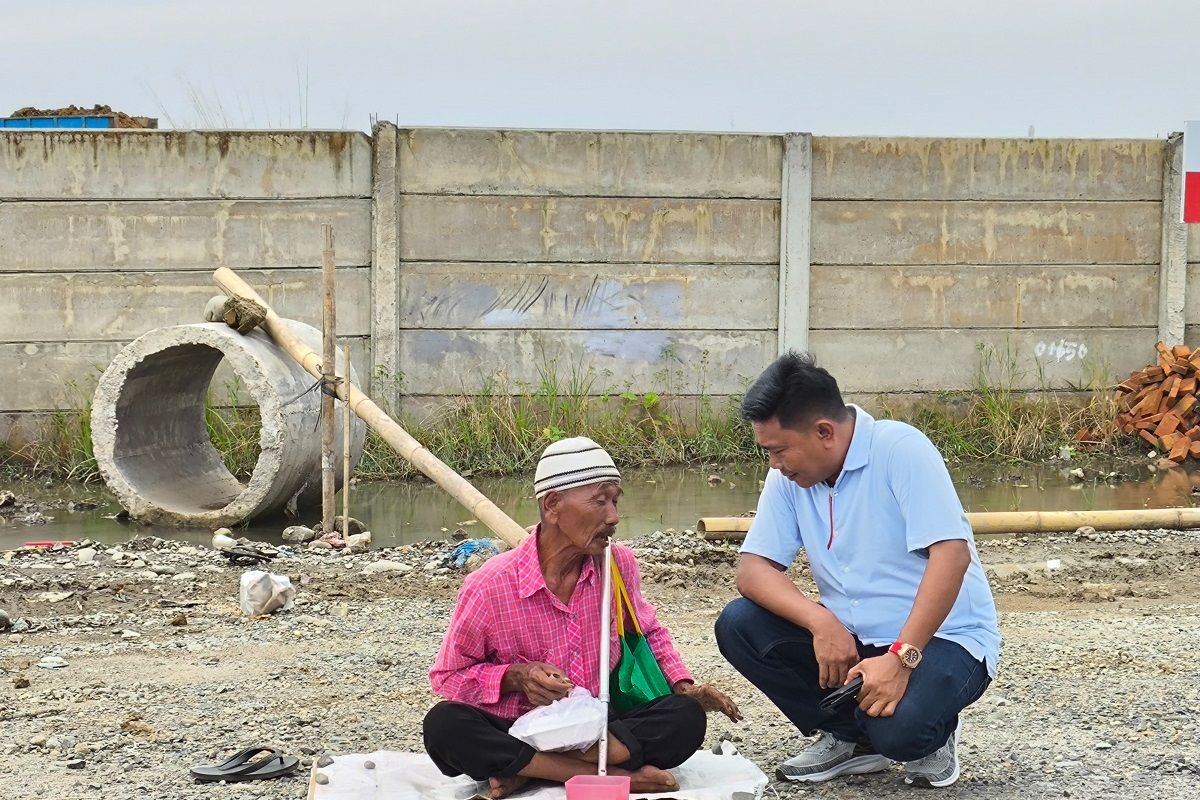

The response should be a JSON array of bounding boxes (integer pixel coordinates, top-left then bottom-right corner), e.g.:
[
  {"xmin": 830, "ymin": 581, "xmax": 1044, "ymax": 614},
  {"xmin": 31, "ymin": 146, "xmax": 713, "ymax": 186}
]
[{"xmin": 190, "ymin": 747, "xmax": 300, "ymax": 783}]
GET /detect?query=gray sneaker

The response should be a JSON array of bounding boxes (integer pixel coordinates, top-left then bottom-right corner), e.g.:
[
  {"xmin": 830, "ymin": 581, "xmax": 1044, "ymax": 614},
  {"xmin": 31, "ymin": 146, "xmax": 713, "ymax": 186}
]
[
  {"xmin": 775, "ymin": 732, "xmax": 891, "ymax": 783},
  {"xmin": 903, "ymin": 719, "xmax": 962, "ymax": 788}
]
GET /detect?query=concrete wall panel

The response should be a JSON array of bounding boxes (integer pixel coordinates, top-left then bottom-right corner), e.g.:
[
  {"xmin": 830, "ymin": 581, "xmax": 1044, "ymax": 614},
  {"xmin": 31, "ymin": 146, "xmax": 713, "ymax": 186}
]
[
  {"xmin": 0, "ymin": 130, "xmax": 371, "ymax": 199},
  {"xmin": 398, "ymin": 330, "xmax": 775, "ymax": 395},
  {"xmin": 811, "ymin": 328, "xmax": 1153, "ymax": 393},
  {"xmin": 400, "ymin": 262, "xmax": 776, "ymax": 330},
  {"xmin": 812, "ymin": 138, "xmax": 1164, "ymax": 201},
  {"xmin": 0, "ymin": 337, "xmax": 370, "ymax": 412},
  {"xmin": 398, "ymin": 195, "xmax": 780, "ymax": 263},
  {"xmin": 811, "ymin": 200, "xmax": 1160, "ymax": 265},
  {"xmin": 811, "ymin": 264, "xmax": 1157, "ymax": 329},
  {"xmin": 0, "ymin": 268, "xmax": 371, "ymax": 343},
  {"xmin": 397, "ymin": 129, "xmax": 783, "ymax": 198},
  {"xmin": 0, "ymin": 199, "xmax": 371, "ymax": 272}
]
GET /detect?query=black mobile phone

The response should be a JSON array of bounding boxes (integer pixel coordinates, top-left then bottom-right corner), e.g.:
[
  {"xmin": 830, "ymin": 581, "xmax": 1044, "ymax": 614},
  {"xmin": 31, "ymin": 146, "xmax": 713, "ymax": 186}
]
[{"xmin": 818, "ymin": 675, "xmax": 864, "ymax": 715}]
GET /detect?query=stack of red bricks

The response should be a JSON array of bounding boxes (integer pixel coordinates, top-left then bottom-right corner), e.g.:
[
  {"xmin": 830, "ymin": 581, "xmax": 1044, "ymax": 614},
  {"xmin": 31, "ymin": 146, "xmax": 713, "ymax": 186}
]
[{"xmin": 1116, "ymin": 342, "xmax": 1200, "ymax": 462}]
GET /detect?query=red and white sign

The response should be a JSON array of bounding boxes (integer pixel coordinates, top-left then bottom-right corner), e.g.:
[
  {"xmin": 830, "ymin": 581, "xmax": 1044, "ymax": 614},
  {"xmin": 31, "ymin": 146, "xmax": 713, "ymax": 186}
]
[{"xmin": 1185, "ymin": 121, "xmax": 1200, "ymax": 223}]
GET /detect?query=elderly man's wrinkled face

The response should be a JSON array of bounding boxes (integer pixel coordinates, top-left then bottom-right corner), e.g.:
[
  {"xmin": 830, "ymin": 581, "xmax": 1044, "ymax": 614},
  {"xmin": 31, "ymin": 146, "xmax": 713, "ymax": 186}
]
[{"xmin": 543, "ymin": 481, "xmax": 621, "ymax": 555}]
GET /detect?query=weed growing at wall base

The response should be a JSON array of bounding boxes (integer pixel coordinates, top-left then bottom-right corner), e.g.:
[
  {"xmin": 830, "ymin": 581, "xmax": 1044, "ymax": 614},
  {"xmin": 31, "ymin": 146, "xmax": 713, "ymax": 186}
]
[
  {"xmin": 354, "ymin": 367, "xmax": 759, "ymax": 480},
  {"xmin": 2, "ymin": 347, "xmax": 1131, "ymax": 484},
  {"xmin": 877, "ymin": 344, "xmax": 1123, "ymax": 461}
]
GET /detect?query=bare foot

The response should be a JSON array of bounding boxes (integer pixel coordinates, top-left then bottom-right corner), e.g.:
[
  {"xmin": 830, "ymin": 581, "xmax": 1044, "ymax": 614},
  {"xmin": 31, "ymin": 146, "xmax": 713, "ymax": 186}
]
[
  {"xmin": 628, "ymin": 765, "xmax": 679, "ymax": 793},
  {"xmin": 488, "ymin": 775, "xmax": 531, "ymax": 799}
]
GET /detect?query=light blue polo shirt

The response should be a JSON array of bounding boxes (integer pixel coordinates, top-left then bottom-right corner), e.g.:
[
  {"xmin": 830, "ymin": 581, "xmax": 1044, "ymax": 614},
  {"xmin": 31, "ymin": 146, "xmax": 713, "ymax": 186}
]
[{"xmin": 741, "ymin": 406, "xmax": 1000, "ymax": 677}]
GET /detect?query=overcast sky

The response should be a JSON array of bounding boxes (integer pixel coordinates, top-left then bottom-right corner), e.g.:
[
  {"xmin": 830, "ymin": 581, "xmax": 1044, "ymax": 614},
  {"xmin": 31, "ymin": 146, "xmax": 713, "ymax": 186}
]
[{"xmin": 2, "ymin": 1, "xmax": 1196, "ymax": 137}]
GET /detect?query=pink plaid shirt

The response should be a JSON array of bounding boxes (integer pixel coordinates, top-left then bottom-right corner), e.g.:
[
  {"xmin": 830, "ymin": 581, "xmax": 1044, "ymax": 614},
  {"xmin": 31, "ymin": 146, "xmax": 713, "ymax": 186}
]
[{"xmin": 429, "ymin": 527, "xmax": 693, "ymax": 720}]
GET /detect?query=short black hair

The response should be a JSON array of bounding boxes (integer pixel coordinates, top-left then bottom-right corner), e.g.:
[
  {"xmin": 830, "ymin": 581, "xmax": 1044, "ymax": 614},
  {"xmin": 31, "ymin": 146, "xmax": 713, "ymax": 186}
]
[{"xmin": 740, "ymin": 350, "xmax": 849, "ymax": 428}]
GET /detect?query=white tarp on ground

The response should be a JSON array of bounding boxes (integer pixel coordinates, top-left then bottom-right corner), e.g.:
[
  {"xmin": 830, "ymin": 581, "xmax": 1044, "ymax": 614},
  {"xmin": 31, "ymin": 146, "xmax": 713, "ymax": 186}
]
[{"xmin": 307, "ymin": 747, "xmax": 769, "ymax": 800}]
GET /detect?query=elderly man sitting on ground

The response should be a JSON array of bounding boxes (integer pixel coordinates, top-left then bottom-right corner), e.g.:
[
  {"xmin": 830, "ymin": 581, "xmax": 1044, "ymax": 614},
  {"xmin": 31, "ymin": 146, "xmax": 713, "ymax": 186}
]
[{"xmin": 424, "ymin": 437, "xmax": 741, "ymax": 799}]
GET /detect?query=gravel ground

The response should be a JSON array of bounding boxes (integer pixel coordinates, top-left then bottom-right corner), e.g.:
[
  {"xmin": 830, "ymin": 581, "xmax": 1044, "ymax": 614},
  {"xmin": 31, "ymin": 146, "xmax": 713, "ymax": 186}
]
[{"xmin": 2, "ymin": 527, "xmax": 1199, "ymax": 799}]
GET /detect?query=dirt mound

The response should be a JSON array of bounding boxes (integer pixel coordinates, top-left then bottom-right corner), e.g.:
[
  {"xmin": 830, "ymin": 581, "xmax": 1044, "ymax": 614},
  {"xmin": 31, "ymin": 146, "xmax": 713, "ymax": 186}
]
[{"xmin": 8, "ymin": 104, "xmax": 154, "ymax": 128}]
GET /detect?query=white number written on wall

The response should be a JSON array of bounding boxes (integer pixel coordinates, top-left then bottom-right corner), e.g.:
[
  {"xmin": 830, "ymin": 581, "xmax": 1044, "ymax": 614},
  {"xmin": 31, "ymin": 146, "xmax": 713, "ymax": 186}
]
[{"xmin": 1034, "ymin": 340, "xmax": 1088, "ymax": 363}]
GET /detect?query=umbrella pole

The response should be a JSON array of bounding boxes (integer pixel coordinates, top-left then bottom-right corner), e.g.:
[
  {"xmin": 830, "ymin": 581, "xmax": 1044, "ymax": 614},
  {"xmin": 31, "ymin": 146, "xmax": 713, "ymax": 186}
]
[{"xmin": 598, "ymin": 541, "xmax": 613, "ymax": 776}]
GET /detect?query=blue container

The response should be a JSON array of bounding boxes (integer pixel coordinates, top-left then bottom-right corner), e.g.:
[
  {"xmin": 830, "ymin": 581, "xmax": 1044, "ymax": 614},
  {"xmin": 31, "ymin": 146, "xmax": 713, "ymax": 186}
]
[{"xmin": 0, "ymin": 116, "xmax": 115, "ymax": 129}]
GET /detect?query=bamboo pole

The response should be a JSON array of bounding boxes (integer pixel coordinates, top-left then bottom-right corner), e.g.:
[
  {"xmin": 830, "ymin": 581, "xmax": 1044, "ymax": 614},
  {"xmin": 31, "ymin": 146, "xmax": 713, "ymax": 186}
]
[
  {"xmin": 212, "ymin": 266, "xmax": 529, "ymax": 548},
  {"xmin": 697, "ymin": 507, "xmax": 1200, "ymax": 540},
  {"xmin": 320, "ymin": 225, "xmax": 336, "ymax": 537},
  {"xmin": 342, "ymin": 343, "xmax": 352, "ymax": 542}
]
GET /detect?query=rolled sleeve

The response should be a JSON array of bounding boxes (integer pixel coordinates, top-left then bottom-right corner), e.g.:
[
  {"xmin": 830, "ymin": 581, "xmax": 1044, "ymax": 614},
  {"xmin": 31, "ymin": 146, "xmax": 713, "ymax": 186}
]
[
  {"xmin": 886, "ymin": 432, "xmax": 973, "ymax": 552},
  {"xmin": 616, "ymin": 549, "xmax": 693, "ymax": 686},
  {"xmin": 739, "ymin": 469, "xmax": 803, "ymax": 567}
]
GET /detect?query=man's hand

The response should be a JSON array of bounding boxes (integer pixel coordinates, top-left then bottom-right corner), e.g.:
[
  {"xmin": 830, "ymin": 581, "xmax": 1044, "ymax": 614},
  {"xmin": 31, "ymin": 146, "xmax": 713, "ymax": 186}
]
[
  {"xmin": 847, "ymin": 654, "xmax": 910, "ymax": 718},
  {"xmin": 673, "ymin": 681, "xmax": 743, "ymax": 722},
  {"xmin": 503, "ymin": 662, "xmax": 573, "ymax": 706},
  {"xmin": 812, "ymin": 614, "xmax": 859, "ymax": 689}
]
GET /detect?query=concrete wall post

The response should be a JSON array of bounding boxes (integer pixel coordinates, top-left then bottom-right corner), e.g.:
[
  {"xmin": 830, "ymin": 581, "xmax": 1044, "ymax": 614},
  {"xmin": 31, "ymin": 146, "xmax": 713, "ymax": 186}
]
[
  {"xmin": 1159, "ymin": 132, "xmax": 1188, "ymax": 345},
  {"xmin": 371, "ymin": 122, "xmax": 402, "ymax": 410},
  {"xmin": 777, "ymin": 132, "xmax": 813, "ymax": 355}
]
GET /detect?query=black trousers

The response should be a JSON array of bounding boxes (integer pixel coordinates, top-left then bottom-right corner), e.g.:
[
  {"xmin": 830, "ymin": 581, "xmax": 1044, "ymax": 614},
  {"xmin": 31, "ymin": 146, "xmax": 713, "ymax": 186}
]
[{"xmin": 423, "ymin": 694, "xmax": 706, "ymax": 780}]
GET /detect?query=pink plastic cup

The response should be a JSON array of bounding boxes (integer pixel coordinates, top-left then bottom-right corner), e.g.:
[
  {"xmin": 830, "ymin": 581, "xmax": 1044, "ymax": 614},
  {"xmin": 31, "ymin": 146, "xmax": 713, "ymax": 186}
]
[{"xmin": 565, "ymin": 775, "xmax": 631, "ymax": 800}]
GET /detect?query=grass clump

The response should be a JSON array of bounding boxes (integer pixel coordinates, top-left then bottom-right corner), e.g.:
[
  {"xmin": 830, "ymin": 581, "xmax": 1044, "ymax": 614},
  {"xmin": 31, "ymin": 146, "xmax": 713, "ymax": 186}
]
[
  {"xmin": 878, "ymin": 343, "xmax": 1123, "ymax": 462},
  {"xmin": 355, "ymin": 363, "xmax": 758, "ymax": 480}
]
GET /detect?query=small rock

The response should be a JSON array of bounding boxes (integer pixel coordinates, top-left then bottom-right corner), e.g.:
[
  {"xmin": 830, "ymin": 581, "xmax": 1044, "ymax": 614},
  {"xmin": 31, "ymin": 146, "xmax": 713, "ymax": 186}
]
[
  {"xmin": 0, "ymin": 608, "xmax": 9, "ymax": 631},
  {"xmin": 707, "ymin": 474, "xmax": 724, "ymax": 486},
  {"xmin": 1068, "ymin": 467, "xmax": 1086, "ymax": 481},
  {"xmin": 282, "ymin": 525, "xmax": 319, "ymax": 544},
  {"xmin": 1075, "ymin": 526, "xmax": 1096, "ymax": 537},
  {"xmin": 13, "ymin": 676, "xmax": 30, "ymax": 689},
  {"xmin": 30, "ymin": 732, "xmax": 49, "ymax": 748},
  {"xmin": 120, "ymin": 630, "xmax": 141, "ymax": 640},
  {"xmin": 330, "ymin": 603, "xmax": 350, "ymax": 620},
  {"xmin": 363, "ymin": 560, "xmax": 412, "ymax": 576},
  {"xmin": 0, "ymin": 490, "xmax": 14, "ymax": 507},
  {"xmin": 75, "ymin": 548, "xmax": 97, "ymax": 564},
  {"xmin": 170, "ymin": 612, "xmax": 188, "ymax": 626},
  {"xmin": 37, "ymin": 591, "xmax": 74, "ymax": 603},
  {"xmin": 1096, "ymin": 741, "xmax": 1113, "ymax": 750},
  {"xmin": 364, "ymin": 760, "xmax": 376, "ymax": 770},
  {"xmin": 171, "ymin": 572, "xmax": 196, "ymax": 582},
  {"xmin": 334, "ymin": 515, "xmax": 366, "ymax": 536},
  {"xmin": 317, "ymin": 755, "xmax": 334, "ymax": 768},
  {"xmin": 1135, "ymin": 536, "xmax": 1149, "ymax": 546},
  {"xmin": 315, "ymin": 773, "xmax": 329, "ymax": 785},
  {"xmin": 36, "ymin": 656, "xmax": 67, "ymax": 669},
  {"xmin": 129, "ymin": 559, "xmax": 146, "ymax": 569},
  {"xmin": 65, "ymin": 759, "xmax": 85, "ymax": 769},
  {"xmin": 149, "ymin": 564, "xmax": 178, "ymax": 576}
]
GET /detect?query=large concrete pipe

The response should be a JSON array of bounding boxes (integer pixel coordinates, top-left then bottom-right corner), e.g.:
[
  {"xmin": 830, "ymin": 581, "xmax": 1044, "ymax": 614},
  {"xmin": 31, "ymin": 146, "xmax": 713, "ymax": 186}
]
[{"xmin": 91, "ymin": 320, "xmax": 365, "ymax": 527}]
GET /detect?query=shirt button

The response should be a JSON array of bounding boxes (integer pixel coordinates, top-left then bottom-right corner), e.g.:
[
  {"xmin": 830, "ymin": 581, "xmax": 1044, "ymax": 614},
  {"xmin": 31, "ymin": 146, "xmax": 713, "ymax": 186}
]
[
  {"xmin": 843, "ymin": 566, "xmax": 850, "ymax": 574},
  {"xmin": 852, "ymin": 600, "xmax": 860, "ymax": 607}
]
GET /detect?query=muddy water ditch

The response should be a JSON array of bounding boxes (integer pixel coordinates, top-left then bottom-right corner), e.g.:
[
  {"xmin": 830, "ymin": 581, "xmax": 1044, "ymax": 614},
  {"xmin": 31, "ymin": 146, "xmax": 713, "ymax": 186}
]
[{"xmin": 1, "ymin": 458, "xmax": 1195, "ymax": 550}]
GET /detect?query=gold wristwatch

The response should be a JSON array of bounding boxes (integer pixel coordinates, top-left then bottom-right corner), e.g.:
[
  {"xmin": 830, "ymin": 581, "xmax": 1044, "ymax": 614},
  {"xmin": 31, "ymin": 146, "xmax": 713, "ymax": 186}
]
[{"xmin": 889, "ymin": 641, "xmax": 923, "ymax": 669}]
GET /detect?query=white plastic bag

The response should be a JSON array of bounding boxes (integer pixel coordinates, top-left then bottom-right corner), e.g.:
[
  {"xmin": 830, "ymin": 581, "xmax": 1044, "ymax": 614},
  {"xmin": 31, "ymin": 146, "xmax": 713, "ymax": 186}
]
[
  {"xmin": 508, "ymin": 687, "xmax": 607, "ymax": 752},
  {"xmin": 239, "ymin": 570, "xmax": 295, "ymax": 616}
]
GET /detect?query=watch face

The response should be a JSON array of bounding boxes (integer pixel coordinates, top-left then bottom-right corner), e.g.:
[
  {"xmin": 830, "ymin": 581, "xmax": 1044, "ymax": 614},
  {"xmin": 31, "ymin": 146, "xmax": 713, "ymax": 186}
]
[{"xmin": 901, "ymin": 647, "xmax": 921, "ymax": 667}]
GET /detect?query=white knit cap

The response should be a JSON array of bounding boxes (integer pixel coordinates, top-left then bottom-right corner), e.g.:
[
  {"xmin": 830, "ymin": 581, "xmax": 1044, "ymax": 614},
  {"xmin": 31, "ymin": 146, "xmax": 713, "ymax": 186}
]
[{"xmin": 534, "ymin": 436, "xmax": 621, "ymax": 499}]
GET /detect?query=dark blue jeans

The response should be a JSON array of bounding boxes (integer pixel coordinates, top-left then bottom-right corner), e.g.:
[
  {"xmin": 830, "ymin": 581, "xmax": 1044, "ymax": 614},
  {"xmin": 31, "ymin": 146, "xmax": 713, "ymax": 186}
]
[{"xmin": 715, "ymin": 597, "xmax": 991, "ymax": 762}]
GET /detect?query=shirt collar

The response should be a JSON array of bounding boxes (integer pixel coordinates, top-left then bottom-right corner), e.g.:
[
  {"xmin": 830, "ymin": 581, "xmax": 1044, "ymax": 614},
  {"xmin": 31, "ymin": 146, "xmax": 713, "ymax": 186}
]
[
  {"xmin": 841, "ymin": 404, "xmax": 875, "ymax": 473},
  {"xmin": 515, "ymin": 524, "xmax": 598, "ymax": 599}
]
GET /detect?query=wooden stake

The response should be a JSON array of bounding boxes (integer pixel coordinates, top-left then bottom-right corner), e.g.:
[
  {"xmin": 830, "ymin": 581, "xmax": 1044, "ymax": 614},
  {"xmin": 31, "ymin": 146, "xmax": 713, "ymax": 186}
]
[
  {"xmin": 321, "ymin": 224, "xmax": 336, "ymax": 537},
  {"xmin": 212, "ymin": 266, "xmax": 529, "ymax": 548},
  {"xmin": 342, "ymin": 343, "xmax": 352, "ymax": 543}
]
